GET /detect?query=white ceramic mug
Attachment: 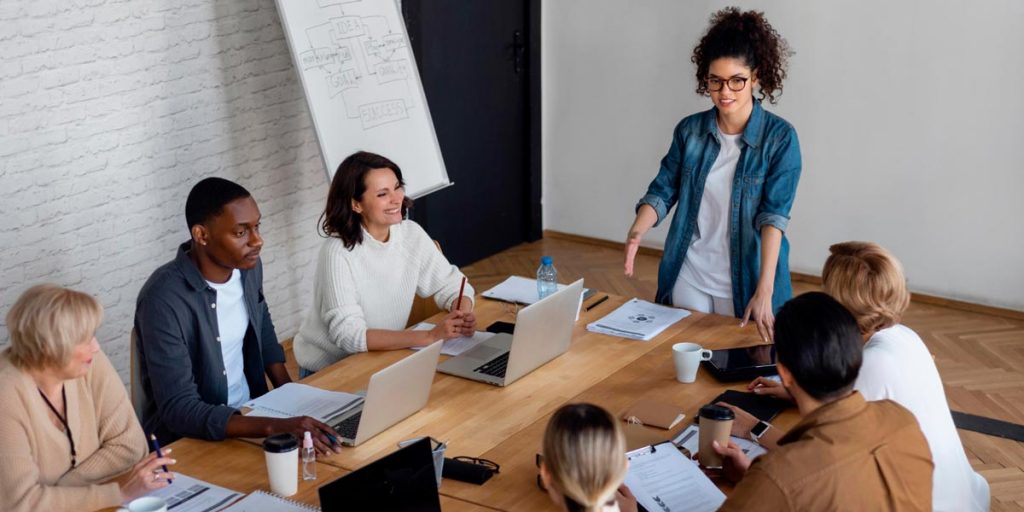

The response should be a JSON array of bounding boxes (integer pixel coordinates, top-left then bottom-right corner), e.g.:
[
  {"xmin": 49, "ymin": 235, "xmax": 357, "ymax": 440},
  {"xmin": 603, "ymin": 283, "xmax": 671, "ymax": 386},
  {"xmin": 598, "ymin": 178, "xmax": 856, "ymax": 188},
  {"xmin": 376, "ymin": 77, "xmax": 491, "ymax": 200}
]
[
  {"xmin": 672, "ymin": 342, "xmax": 713, "ymax": 383},
  {"xmin": 117, "ymin": 496, "xmax": 168, "ymax": 512}
]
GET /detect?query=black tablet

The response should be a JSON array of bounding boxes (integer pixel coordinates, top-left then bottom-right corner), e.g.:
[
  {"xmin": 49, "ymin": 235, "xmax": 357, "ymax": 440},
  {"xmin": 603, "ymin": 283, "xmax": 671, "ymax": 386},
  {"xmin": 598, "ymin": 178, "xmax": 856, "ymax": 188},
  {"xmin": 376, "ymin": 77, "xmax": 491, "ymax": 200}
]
[
  {"xmin": 319, "ymin": 437, "xmax": 441, "ymax": 512},
  {"xmin": 702, "ymin": 345, "xmax": 778, "ymax": 381}
]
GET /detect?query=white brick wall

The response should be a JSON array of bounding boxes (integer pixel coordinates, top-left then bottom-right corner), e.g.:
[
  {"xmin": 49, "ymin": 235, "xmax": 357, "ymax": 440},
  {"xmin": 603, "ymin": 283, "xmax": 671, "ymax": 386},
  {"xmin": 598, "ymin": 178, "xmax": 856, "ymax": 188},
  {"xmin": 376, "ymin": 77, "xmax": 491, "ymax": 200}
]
[{"xmin": 0, "ymin": 0, "xmax": 329, "ymax": 381}]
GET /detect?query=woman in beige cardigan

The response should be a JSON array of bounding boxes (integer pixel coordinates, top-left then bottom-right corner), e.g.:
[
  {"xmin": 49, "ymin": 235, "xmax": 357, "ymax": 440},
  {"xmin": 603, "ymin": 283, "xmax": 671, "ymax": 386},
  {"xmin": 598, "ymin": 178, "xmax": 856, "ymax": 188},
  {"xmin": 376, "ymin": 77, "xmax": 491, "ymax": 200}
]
[{"xmin": 0, "ymin": 284, "xmax": 176, "ymax": 512}]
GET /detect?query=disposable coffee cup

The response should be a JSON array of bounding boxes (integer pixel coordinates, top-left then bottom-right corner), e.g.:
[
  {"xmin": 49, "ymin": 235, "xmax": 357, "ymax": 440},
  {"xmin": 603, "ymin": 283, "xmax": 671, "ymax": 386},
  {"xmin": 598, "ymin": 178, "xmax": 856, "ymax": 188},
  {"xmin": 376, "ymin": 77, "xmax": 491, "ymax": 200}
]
[
  {"xmin": 697, "ymin": 404, "xmax": 735, "ymax": 468},
  {"xmin": 117, "ymin": 496, "xmax": 168, "ymax": 512},
  {"xmin": 263, "ymin": 433, "xmax": 299, "ymax": 497},
  {"xmin": 672, "ymin": 342, "xmax": 713, "ymax": 383}
]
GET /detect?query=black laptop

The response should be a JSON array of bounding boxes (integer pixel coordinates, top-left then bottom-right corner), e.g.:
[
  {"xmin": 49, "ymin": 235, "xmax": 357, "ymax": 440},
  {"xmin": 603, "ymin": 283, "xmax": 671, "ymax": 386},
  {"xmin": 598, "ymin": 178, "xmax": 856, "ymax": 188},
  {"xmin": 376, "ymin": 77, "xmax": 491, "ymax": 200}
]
[{"xmin": 319, "ymin": 438, "xmax": 441, "ymax": 512}]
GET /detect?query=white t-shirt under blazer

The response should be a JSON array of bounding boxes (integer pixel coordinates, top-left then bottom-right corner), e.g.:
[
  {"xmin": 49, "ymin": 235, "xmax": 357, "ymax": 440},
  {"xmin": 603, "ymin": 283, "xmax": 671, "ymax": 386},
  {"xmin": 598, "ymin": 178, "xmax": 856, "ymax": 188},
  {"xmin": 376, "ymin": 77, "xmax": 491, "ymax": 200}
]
[{"xmin": 854, "ymin": 324, "xmax": 989, "ymax": 512}]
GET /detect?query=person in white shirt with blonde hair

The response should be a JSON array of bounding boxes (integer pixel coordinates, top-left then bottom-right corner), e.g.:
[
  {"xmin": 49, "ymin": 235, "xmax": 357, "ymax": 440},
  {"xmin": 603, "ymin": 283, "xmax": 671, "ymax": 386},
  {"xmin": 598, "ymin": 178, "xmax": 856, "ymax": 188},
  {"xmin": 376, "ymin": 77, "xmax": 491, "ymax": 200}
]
[
  {"xmin": 739, "ymin": 241, "xmax": 989, "ymax": 511},
  {"xmin": 293, "ymin": 151, "xmax": 476, "ymax": 376}
]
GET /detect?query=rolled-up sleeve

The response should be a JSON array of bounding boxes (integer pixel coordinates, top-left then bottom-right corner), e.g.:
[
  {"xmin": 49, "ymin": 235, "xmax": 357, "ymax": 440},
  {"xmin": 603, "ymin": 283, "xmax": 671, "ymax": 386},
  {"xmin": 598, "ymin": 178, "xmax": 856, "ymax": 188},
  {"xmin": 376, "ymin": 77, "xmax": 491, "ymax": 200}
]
[
  {"xmin": 754, "ymin": 129, "xmax": 801, "ymax": 233},
  {"xmin": 636, "ymin": 124, "xmax": 686, "ymax": 226},
  {"xmin": 137, "ymin": 297, "xmax": 237, "ymax": 441}
]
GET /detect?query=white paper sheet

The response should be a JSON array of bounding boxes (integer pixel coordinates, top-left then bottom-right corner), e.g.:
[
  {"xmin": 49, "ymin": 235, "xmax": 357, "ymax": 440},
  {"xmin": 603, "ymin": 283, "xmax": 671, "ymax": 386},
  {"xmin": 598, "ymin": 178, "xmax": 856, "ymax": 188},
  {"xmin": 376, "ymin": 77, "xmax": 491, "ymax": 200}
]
[
  {"xmin": 623, "ymin": 442, "xmax": 725, "ymax": 512},
  {"xmin": 586, "ymin": 298, "xmax": 690, "ymax": 341},
  {"xmin": 409, "ymin": 323, "xmax": 495, "ymax": 356},
  {"xmin": 146, "ymin": 473, "xmax": 242, "ymax": 512},
  {"xmin": 243, "ymin": 383, "xmax": 362, "ymax": 423},
  {"xmin": 221, "ymin": 490, "xmax": 317, "ymax": 511}
]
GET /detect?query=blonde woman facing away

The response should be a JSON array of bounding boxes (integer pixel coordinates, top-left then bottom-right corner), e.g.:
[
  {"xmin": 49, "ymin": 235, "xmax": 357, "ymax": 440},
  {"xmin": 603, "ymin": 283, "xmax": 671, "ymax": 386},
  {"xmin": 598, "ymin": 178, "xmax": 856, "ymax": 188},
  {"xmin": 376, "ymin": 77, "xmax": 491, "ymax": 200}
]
[
  {"xmin": 0, "ymin": 285, "xmax": 175, "ymax": 512},
  {"xmin": 539, "ymin": 403, "xmax": 637, "ymax": 512},
  {"xmin": 735, "ymin": 242, "xmax": 989, "ymax": 511}
]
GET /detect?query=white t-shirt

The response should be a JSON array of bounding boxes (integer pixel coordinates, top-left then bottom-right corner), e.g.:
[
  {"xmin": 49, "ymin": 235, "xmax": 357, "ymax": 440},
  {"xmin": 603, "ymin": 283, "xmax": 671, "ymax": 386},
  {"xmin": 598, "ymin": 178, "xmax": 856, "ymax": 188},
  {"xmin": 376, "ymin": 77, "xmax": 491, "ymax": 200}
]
[
  {"xmin": 855, "ymin": 324, "xmax": 989, "ymax": 512},
  {"xmin": 207, "ymin": 269, "xmax": 251, "ymax": 408},
  {"xmin": 675, "ymin": 127, "xmax": 741, "ymax": 298}
]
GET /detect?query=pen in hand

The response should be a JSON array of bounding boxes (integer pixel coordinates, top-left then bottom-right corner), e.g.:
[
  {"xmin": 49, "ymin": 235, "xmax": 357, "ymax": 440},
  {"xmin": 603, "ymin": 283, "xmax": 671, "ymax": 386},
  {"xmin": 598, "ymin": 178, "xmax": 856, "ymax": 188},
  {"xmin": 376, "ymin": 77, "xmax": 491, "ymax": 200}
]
[{"xmin": 149, "ymin": 434, "xmax": 173, "ymax": 484}]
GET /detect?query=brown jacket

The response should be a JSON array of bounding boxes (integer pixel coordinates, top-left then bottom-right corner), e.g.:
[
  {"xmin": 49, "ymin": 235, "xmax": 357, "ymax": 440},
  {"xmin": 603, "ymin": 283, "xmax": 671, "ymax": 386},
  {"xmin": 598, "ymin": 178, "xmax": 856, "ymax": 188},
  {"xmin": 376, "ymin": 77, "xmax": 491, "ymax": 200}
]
[{"xmin": 720, "ymin": 392, "xmax": 933, "ymax": 511}]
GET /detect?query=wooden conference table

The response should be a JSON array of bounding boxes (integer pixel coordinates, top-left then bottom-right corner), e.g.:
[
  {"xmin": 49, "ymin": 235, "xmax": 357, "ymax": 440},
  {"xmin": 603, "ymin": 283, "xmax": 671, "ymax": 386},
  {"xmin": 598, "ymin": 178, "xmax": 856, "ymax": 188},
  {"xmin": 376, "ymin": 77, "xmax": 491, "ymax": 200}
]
[{"xmin": 159, "ymin": 290, "xmax": 800, "ymax": 511}]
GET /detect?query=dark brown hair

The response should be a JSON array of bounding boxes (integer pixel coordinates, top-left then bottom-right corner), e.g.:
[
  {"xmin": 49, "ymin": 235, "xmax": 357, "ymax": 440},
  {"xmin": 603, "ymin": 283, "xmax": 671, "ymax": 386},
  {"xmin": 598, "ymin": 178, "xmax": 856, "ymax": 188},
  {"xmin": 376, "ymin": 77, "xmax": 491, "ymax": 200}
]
[
  {"xmin": 691, "ymin": 7, "xmax": 792, "ymax": 104},
  {"xmin": 320, "ymin": 151, "xmax": 413, "ymax": 249}
]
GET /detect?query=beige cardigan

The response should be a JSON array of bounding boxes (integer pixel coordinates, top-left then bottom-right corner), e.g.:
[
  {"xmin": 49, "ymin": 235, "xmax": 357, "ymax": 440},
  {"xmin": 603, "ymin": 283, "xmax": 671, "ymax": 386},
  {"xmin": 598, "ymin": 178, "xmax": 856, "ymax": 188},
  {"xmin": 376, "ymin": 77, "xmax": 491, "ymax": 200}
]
[{"xmin": 0, "ymin": 350, "xmax": 148, "ymax": 512}]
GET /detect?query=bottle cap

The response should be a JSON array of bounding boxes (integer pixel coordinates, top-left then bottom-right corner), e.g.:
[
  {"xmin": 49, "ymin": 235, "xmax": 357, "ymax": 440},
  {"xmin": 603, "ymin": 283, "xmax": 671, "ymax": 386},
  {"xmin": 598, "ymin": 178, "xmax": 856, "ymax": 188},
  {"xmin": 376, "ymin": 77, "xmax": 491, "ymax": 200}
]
[
  {"xmin": 303, "ymin": 431, "xmax": 313, "ymax": 449},
  {"xmin": 541, "ymin": 255, "xmax": 552, "ymax": 265}
]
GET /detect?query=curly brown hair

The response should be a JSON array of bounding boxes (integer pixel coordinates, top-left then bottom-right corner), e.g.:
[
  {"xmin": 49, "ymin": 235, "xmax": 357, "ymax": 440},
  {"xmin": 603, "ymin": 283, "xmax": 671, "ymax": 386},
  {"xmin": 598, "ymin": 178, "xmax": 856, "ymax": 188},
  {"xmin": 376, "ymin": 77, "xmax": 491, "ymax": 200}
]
[
  {"xmin": 320, "ymin": 151, "xmax": 413, "ymax": 250},
  {"xmin": 691, "ymin": 7, "xmax": 792, "ymax": 104}
]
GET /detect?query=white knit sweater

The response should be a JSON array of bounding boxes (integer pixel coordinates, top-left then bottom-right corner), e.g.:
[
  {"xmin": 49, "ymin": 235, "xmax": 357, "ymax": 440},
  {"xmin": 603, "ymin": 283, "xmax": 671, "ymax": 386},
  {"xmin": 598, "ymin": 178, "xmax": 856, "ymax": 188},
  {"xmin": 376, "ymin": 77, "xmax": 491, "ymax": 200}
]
[{"xmin": 293, "ymin": 220, "xmax": 474, "ymax": 371}]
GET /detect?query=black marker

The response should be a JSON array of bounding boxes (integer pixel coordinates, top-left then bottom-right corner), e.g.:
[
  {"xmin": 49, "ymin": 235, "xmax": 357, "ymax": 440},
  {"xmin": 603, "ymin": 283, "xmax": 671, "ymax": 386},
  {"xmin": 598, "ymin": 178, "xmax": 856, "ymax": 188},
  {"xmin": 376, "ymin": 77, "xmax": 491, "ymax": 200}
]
[{"xmin": 585, "ymin": 295, "xmax": 609, "ymax": 311}]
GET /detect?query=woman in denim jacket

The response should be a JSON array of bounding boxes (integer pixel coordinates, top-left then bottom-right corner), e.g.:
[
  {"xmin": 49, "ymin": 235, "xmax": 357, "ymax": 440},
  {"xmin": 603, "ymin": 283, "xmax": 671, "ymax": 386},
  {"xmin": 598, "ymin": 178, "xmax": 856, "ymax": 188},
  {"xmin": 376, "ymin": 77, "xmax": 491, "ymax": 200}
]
[{"xmin": 625, "ymin": 8, "xmax": 801, "ymax": 342}]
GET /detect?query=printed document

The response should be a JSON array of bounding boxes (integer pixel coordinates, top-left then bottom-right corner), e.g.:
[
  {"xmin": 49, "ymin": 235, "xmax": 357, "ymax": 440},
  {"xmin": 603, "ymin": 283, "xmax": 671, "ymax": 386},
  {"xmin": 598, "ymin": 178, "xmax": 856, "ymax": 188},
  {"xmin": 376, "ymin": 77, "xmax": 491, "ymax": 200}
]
[
  {"xmin": 147, "ymin": 473, "xmax": 242, "ymax": 512},
  {"xmin": 243, "ymin": 383, "xmax": 362, "ymax": 423},
  {"xmin": 586, "ymin": 299, "xmax": 690, "ymax": 341},
  {"xmin": 623, "ymin": 442, "xmax": 725, "ymax": 512}
]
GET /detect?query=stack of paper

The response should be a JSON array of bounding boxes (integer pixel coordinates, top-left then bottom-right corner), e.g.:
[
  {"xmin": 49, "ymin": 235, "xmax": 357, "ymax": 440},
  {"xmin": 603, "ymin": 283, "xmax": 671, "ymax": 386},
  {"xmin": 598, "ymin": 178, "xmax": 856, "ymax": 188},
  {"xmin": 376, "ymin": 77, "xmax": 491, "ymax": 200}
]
[
  {"xmin": 481, "ymin": 275, "xmax": 592, "ymax": 304},
  {"xmin": 623, "ymin": 442, "xmax": 725, "ymax": 512},
  {"xmin": 586, "ymin": 298, "xmax": 690, "ymax": 341},
  {"xmin": 243, "ymin": 383, "xmax": 362, "ymax": 423}
]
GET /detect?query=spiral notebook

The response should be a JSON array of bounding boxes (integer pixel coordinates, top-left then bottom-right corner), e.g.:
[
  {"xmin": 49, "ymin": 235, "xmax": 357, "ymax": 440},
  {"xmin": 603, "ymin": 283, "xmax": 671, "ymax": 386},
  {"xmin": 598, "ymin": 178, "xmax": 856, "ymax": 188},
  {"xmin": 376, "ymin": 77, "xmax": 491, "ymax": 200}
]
[{"xmin": 221, "ymin": 490, "xmax": 319, "ymax": 511}]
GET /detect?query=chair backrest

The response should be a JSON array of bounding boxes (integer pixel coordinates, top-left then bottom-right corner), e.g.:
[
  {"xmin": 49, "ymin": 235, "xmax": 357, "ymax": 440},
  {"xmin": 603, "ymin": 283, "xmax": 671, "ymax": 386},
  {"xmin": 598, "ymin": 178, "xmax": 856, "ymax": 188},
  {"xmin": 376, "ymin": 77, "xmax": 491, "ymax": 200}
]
[
  {"xmin": 129, "ymin": 328, "xmax": 144, "ymax": 421},
  {"xmin": 406, "ymin": 240, "xmax": 445, "ymax": 327}
]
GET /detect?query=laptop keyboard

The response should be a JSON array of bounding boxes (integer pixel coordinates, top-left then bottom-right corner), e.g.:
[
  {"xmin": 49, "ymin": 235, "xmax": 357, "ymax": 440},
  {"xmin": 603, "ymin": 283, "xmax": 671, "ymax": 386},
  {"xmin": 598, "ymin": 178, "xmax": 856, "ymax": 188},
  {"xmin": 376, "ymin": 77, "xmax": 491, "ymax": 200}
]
[
  {"xmin": 473, "ymin": 352, "xmax": 510, "ymax": 378},
  {"xmin": 333, "ymin": 411, "xmax": 362, "ymax": 439}
]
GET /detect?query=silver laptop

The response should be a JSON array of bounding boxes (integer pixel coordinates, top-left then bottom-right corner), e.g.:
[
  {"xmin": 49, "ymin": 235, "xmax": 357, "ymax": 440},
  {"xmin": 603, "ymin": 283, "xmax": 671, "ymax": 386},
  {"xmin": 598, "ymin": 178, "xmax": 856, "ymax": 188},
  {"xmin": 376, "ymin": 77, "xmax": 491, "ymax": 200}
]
[
  {"xmin": 330, "ymin": 340, "xmax": 442, "ymax": 446},
  {"xmin": 437, "ymin": 279, "xmax": 583, "ymax": 386}
]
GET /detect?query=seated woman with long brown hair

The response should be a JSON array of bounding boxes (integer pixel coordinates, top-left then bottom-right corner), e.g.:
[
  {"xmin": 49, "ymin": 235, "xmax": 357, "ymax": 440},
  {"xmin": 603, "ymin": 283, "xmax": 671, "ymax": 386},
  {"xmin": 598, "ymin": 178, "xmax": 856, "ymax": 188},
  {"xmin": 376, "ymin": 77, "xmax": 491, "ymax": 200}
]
[{"xmin": 293, "ymin": 151, "xmax": 476, "ymax": 376}]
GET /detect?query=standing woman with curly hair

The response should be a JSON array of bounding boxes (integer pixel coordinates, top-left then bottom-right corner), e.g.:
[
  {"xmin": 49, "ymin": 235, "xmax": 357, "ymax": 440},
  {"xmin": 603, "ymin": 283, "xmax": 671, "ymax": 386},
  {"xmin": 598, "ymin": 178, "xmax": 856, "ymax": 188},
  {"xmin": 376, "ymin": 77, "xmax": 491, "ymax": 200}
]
[{"xmin": 625, "ymin": 8, "xmax": 799, "ymax": 342}]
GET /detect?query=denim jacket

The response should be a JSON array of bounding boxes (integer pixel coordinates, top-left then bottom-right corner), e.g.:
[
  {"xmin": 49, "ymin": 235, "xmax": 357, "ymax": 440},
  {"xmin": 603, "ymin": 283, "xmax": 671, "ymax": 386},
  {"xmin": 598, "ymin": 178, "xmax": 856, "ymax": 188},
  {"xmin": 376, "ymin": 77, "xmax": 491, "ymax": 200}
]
[
  {"xmin": 637, "ymin": 100, "xmax": 801, "ymax": 315},
  {"xmin": 134, "ymin": 241, "xmax": 285, "ymax": 445}
]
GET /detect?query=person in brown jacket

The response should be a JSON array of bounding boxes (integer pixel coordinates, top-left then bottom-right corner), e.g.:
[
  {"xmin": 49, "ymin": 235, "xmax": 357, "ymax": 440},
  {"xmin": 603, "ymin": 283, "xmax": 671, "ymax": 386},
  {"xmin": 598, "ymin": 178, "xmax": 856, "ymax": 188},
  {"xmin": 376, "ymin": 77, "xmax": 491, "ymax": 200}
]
[{"xmin": 715, "ymin": 292, "xmax": 933, "ymax": 511}]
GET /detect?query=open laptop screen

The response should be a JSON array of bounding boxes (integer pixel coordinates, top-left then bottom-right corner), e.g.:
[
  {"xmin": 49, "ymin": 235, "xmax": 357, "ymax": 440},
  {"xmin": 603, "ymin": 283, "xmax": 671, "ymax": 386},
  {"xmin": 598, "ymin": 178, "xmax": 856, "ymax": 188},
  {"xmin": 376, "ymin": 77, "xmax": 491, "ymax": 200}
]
[{"xmin": 319, "ymin": 438, "xmax": 441, "ymax": 512}]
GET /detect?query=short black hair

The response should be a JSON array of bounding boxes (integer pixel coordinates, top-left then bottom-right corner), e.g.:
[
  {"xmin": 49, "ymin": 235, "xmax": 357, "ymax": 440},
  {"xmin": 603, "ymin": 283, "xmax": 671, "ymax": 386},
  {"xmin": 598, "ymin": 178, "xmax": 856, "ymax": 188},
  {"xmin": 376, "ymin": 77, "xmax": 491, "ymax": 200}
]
[
  {"xmin": 773, "ymin": 292, "xmax": 863, "ymax": 401},
  {"xmin": 185, "ymin": 177, "xmax": 252, "ymax": 229}
]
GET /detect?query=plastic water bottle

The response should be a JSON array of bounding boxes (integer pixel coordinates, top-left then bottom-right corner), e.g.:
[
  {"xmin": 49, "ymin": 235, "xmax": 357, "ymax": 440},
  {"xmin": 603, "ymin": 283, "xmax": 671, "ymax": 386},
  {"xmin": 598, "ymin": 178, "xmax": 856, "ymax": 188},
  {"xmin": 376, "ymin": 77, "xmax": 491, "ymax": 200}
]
[
  {"xmin": 536, "ymin": 256, "xmax": 558, "ymax": 300},
  {"xmin": 302, "ymin": 431, "xmax": 316, "ymax": 481}
]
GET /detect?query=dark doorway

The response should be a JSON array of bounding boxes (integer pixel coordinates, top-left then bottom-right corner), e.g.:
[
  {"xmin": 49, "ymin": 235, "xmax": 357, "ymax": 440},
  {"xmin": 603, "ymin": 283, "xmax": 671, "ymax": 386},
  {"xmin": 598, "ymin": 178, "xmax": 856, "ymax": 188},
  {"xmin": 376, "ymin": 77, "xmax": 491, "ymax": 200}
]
[{"xmin": 402, "ymin": 0, "xmax": 541, "ymax": 266}]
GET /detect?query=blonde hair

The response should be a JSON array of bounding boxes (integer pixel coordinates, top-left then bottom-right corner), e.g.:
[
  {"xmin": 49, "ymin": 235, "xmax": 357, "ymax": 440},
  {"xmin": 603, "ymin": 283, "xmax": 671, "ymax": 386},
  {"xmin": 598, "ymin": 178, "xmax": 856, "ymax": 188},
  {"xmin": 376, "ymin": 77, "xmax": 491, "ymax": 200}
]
[
  {"xmin": 822, "ymin": 242, "xmax": 910, "ymax": 336},
  {"xmin": 5, "ymin": 284, "xmax": 103, "ymax": 370},
  {"xmin": 542, "ymin": 403, "xmax": 627, "ymax": 512}
]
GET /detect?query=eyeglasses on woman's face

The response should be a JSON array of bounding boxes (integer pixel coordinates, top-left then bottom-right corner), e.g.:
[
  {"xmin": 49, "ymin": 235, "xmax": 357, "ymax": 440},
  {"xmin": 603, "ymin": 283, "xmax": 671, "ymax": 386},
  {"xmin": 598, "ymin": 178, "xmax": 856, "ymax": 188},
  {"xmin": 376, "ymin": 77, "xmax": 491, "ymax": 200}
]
[{"xmin": 706, "ymin": 76, "xmax": 750, "ymax": 92}]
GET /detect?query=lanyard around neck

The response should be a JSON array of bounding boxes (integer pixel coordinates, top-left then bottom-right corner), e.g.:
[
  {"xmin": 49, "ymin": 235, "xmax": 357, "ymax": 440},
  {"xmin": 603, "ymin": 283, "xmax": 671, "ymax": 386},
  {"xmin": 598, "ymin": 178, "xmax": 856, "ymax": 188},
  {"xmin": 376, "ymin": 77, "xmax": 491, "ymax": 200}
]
[{"xmin": 38, "ymin": 385, "xmax": 77, "ymax": 469}]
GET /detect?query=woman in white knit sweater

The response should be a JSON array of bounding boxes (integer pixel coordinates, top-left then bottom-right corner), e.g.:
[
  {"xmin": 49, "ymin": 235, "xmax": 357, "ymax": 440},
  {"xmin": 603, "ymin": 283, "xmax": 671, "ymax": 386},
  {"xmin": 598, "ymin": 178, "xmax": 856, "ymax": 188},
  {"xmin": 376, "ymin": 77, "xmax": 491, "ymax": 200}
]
[
  {"xmin": 736, "ymin": 242, "xmax": 989, "ymax": 512},
  {"xmin": 293, "ymin": 152, "xmax": 476, "ymax": 375}
]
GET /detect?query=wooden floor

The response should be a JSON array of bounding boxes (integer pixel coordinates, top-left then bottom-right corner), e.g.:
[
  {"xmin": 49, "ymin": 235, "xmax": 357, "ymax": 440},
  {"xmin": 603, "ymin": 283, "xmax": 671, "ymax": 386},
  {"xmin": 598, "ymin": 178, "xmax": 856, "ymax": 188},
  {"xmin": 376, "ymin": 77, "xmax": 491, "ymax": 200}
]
[
  {"xmin": 283, "ymin": 233, "xmax": 1024, "ymax": 509},
  {"xmin": 460, "ymin": 234, "xmax": 1024, "ymax": 511}
]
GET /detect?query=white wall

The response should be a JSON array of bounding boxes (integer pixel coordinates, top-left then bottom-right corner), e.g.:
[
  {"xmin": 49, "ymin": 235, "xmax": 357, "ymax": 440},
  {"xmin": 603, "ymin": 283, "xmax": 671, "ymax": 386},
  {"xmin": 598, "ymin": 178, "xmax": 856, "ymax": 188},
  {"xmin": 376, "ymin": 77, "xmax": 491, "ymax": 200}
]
[
  {"xmin": 0, "ymin": 0, "xmax": 328, "ymax": 379},
  {"xmin": 543, "ymin": 0, "xmax": 1024, "ymax": 310}
]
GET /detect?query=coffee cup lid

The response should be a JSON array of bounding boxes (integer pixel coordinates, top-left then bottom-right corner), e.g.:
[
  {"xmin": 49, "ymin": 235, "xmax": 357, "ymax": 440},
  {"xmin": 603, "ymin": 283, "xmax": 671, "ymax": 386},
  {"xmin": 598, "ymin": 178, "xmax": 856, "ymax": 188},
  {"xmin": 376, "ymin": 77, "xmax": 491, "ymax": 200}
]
[
  {"xmin": 263, "ymin": 433, "xmax": 298, "ymax": 453},
  {"xmin": 698, "ymin": 404, "xmax": 735, "ymax": 421}
]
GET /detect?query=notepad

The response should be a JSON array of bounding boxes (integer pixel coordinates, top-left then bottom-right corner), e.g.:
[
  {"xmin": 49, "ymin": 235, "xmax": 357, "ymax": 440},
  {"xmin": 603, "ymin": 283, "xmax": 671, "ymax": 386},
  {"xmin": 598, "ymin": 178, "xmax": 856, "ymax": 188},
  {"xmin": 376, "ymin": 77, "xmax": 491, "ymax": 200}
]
[
  {"xmin": 586, "ymin": 298, "xmax": 690, "ymax": 341},
  {"xmin": 409, "ymin": 322, "xmax": 495, "ymax": 356},
  {"xmin": 622, "ymin": 399, "xmax": 686, "ymax": 430},
  {"xmin": 623, "ymin": 442, "xmax": 725, "ymax": 512},
  {"xmin": 221, "ymin": 490, "xmax": 318, "ymax": 511},
  {"xmin": 243, "ymin": 383, "xmax": 362, "ymax": 423}
]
